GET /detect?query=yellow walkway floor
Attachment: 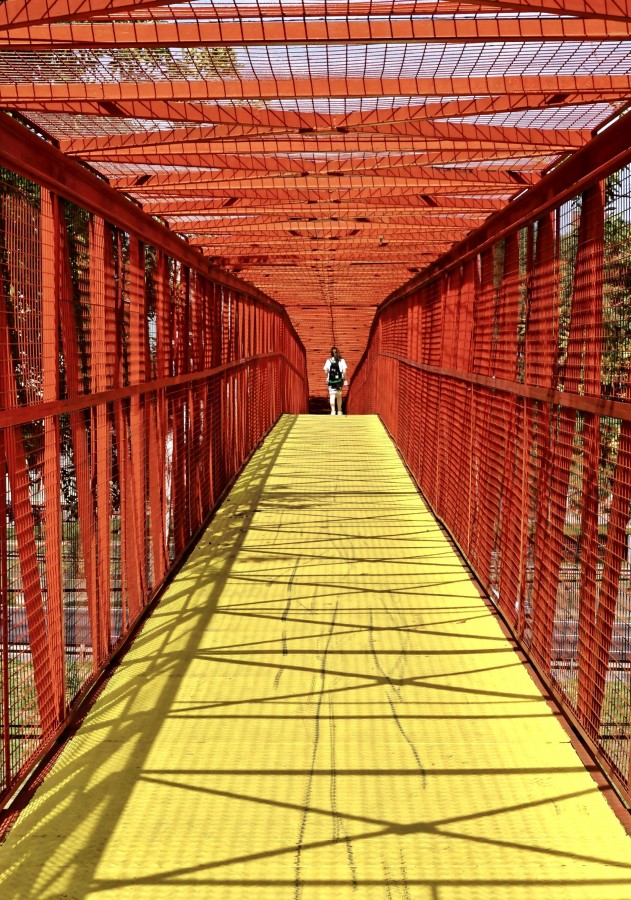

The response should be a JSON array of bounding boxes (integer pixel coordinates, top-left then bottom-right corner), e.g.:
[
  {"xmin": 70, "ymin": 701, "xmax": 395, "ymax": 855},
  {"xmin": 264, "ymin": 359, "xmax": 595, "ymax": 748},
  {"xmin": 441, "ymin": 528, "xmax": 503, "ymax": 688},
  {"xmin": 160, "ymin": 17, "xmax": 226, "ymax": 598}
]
[{"xmin": 1, "ymin": 414, "xmax": 630, "ymax": 899}]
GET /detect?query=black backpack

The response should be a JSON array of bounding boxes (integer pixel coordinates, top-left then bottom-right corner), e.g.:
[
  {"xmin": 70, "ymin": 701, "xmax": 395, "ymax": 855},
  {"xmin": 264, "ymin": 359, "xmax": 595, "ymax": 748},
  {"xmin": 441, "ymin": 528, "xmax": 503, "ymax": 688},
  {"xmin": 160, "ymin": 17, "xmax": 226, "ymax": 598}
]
[{"xmin": 328, "ymin": 358, "xmax": 343, "ymax": 388}]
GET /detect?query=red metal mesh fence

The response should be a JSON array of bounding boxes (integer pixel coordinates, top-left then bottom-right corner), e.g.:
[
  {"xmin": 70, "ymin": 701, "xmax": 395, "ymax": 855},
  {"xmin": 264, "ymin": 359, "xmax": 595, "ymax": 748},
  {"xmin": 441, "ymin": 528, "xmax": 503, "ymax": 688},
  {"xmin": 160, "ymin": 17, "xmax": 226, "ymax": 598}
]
[
  {"xmin": 0, "ymin": 152, "xmax": 308, "ymax": 801},
  {"xmin": 349, "ymin": 126, "xmax": 631, "ymax": 804}
]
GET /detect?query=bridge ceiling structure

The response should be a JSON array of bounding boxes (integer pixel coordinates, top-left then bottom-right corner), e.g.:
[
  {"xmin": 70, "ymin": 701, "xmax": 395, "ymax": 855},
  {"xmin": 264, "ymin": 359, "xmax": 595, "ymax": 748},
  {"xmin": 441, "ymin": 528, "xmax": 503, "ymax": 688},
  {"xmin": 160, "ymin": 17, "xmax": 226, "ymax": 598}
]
[{"xmin": 1, "ymin": 0, "xmax": 631, "ymax": 389}]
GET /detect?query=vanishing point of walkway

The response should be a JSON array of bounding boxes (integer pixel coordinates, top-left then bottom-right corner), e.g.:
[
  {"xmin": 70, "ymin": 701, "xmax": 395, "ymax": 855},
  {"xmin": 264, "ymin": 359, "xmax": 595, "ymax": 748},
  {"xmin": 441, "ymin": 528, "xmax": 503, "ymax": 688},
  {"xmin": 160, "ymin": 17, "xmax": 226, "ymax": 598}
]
[{"xmin": 0, "ymin": 415, "xmax": 629, "ymax": 899}]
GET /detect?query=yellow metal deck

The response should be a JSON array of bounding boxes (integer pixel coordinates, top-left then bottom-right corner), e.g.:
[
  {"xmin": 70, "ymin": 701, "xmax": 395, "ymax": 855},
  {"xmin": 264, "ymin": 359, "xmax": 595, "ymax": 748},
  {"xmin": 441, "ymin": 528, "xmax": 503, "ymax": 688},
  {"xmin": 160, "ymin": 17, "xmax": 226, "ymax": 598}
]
[{"xmin": 0, "ymin": 415, "xmax": 630, "ymax": 899}]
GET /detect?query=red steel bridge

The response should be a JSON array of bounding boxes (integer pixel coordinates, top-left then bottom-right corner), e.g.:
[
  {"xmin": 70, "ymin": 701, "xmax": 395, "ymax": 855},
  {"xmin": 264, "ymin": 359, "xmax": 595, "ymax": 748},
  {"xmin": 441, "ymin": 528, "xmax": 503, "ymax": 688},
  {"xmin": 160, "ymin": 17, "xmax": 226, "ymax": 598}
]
[{"xmin": 2, "ymin": 0, "xmax": 631, "ymax": 867}]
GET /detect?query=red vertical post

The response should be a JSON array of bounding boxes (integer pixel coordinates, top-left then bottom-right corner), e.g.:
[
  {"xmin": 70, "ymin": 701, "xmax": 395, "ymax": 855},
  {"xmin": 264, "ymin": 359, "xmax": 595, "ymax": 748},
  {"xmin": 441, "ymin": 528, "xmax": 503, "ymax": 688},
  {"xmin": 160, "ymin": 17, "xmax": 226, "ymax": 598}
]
[
  {"xmin": 58, "ymin": 211, "xmax": 99, "ymax": 673},
  {"xmin": 575, "ymin": 184, "xmax": 605, "ymax": 727},
  {"xmin": 460, "ymin": 258, "xmax": 477, "ymax": 557},
  {"xmin": 147, "ymin": 250, "xmax": 168, "ymax": 582},
  {"xmin": 529, "ymin": 211, "xmax": 561, "ymax": 667},
  {"xmin": 41, "ymin": 190, "xmax": 64, "ymax": 719},
  {"xmin": 90, "ymin": 214, "xmax": 111, "ymax": 661},
  {"xmin": 0, "ymin": 193, "xmax": 56, "ymax": 737},
  {"xmin": 126, "ymin": 236, "xmax": 147, "ymax": 618},
  {"xmin": 496, "ymin": 233, "xmax": 525, "ymax": 629},
  {"xmin": 469, "ymin": 248, "xmax": 497, "ymax": 581}
]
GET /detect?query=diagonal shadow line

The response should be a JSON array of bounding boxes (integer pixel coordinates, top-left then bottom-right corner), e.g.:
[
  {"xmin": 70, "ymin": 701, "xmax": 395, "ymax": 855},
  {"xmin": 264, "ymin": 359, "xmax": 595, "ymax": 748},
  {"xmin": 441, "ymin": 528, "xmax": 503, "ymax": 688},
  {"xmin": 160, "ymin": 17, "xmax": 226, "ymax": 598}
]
[
  {"xmin": 121, "ymin": 669, "xmax": 543, "ymax": 717},
  {"xmin": 212, "ymin": 572, "xmax": 475, "ymax": 594},
  {"xmin": 195, "ymin": 652, "xmax": 542, "ymax": 701},
  {"xmin": 221, "ymin": 599, "xmax": 479, "ymax": 612},
  {"xmin": 200, "ymin": 548, "xmax": 466, "ymax": 567},
  {"xmin": 212, "ymin": 607, "xmax": 510, "ymax": 644},
  {"xmin": 194, "ymin": 647, "xmax": 511, "ymax": 658},
  {"xmin": 120, "ymin": 776, "xmax": 631, "ymax": 880},
  {"xmin": 139, "ymin": 774, "xmax": 392, "ymax": 829}
]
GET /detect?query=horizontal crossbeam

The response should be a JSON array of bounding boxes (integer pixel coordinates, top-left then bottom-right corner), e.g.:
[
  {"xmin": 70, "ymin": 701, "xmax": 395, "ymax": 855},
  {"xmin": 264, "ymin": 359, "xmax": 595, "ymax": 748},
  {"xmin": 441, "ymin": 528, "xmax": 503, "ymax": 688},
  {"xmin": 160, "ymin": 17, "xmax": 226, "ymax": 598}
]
[
  {"xmin": 3, "ymin": 16, "xmax": 631, "ymax": 48},
  {"xmin": 60, "ymin": 123, "xmax": 590, "ymax": 157},
  {"xmin": 4, "ymin": 74, "xmax": 630, "ymax": 103},
  {"xmin": 8, "ymin": 92, "xmax": 624, "ymax": 129},
  {"xmin": 0, "ymin": 0, "xmax": 629, "ymax": 31}
]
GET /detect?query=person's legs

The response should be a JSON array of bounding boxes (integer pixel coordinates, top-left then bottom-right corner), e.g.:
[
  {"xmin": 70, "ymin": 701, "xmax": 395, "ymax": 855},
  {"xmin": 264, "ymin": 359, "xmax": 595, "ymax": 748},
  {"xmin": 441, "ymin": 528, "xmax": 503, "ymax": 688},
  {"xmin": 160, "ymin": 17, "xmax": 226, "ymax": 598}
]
[
  {"xmin": 336, "ymin": 390, "xmax": 343, "ymax": 414},
  {"xmin": 329, "ymin": 388, "xmax": 336, "ymax": 414}
]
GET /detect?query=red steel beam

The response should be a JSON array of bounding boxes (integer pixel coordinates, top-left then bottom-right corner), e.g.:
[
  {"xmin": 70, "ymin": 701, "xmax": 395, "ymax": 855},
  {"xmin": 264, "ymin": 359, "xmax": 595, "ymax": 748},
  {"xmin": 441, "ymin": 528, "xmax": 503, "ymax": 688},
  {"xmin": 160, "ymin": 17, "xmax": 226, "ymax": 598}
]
[
  {"xmin": 59, "ymin": 123, "xmax": 591, "ymax": 156},
  {"xmin": 139, "ymin": 197, "xmax": 509, "ymax": 214},
  {"xmin": 468, "ymin": 0, "xmax": 631, "ymax": 19},
  {"xmin": 165, "ymin": 221, "xmax": 500, "ymax": 238},
  {"xmin": 66, "ymin": 124, "xmax": 590, "ymax": 158},
  {"xmin": 57, "ymin": 212, "xmax": 100, "ymax": 680},
  {"xmin": 343, "ymin": 94, "xmax": 626, "ymax": 127},
  {"xmin": 0, "ymin": 0, "xmax": 165, "ymax": 30},
  {"xmin": 74, "ymin": 147, "xmax": 573, "ymax": 168},
  {"xmin": 528, "ymin": 212, "xmax": 561, "ymax": 669},
  {"xmin": 4, "ymin": 74, "xmax": 631, "ymax": 103},
  {"xmin": 9, "ymin": 93, "xmax": 622, "ymax": 129},
  {"xmin": 110, "ymin": 168, "xmax": 539, "ymax": 191},
  {"xmin": 90, "ymin": 214, "xmax": 112, "ymax": 662},
  {"xmin": 131, "ymin": 198, "xmax": 513, "ymax": 217},
  {"xmin": 3, "ymin": 16, "xmax": 631, "ymax": 48},
  {"xmin": 0, "ymin": 0, "xmax": 628, "ymax": 30},
  {"xmin": 104, "ymin": 170, "xmax": 553, "ymax": 193},
  {"xmin": 41, "ymin": 189, "xmax": 65, "ymax": 721},
  {"xmin": 57, "ymin": 125, "xmax": 291, "ymax": 155}
]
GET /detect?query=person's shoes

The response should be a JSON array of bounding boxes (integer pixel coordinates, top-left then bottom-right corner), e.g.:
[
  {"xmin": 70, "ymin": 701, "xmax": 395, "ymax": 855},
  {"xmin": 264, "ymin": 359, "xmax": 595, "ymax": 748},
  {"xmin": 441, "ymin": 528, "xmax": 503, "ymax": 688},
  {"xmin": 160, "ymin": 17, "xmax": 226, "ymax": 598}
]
[
  {"xmin": 337, "ymin": 412, "xmax": 344, "ymax": 415},
  {"xmin": 330, "ymin": 411, "xmax": 336, "ymax": 415}
]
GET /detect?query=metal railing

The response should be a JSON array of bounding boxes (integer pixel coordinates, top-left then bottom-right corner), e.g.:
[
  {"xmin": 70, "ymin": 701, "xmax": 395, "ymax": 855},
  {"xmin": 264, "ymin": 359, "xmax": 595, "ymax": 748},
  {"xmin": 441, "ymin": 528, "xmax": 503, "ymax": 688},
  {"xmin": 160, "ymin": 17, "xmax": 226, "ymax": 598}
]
[
  {"xmin": 0, "ymin": 117, "xmax": 308, "ymax": 803},
  {"xmin": 349, "ymin": 113, "xmax": 631, "ymax": 806}
]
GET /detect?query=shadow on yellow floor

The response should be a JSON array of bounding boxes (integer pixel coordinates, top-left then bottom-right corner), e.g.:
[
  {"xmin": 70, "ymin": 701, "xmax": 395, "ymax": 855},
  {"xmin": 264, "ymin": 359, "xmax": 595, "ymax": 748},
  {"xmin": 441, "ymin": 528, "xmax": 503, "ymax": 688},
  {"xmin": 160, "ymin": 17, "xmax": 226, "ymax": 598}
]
[{"xmin": 0, "ymin": 414, "xmax": 629, "ymax": 899}]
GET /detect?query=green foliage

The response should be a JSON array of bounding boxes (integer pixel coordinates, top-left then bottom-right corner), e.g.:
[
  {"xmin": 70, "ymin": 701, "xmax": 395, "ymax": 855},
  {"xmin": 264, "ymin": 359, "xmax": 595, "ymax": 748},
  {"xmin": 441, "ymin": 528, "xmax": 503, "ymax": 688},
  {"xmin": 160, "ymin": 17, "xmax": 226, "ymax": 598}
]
[
  {"xmin": 104, "ymin": 46, "xmax": 239, "ymax": 80},
  {"xmin": 602, "ymin": 168, "xmax": 631, "ymax": 399}
]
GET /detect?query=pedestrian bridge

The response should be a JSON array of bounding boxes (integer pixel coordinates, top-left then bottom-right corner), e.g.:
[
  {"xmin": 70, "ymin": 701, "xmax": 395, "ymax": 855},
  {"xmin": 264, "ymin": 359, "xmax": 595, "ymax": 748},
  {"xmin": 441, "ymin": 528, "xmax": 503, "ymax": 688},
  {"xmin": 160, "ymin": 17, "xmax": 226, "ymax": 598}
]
[
  {"xmin": 3, "ymin": 3, "xmax": 631, "ymax": 891},
  {"xmin": 0, "ymin": 415, "xmax": 628, "ymax": 899}
]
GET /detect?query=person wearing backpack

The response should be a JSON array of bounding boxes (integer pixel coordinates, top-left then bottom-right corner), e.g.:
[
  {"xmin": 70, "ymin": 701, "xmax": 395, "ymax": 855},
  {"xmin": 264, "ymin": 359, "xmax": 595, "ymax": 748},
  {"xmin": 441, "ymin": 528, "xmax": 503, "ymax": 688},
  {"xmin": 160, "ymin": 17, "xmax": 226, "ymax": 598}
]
[{"xmin": 323, "ymin": 346, "xmax": 348, "ymax": 415}]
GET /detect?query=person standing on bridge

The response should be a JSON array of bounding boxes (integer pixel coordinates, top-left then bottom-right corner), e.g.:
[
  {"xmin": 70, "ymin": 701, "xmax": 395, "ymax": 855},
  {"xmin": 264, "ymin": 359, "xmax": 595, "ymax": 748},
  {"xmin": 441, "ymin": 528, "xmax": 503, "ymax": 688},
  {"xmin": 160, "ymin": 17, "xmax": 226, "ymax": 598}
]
[{"xmin": 324, "ymin": 346, "xmax": 348, "ymax": 415}]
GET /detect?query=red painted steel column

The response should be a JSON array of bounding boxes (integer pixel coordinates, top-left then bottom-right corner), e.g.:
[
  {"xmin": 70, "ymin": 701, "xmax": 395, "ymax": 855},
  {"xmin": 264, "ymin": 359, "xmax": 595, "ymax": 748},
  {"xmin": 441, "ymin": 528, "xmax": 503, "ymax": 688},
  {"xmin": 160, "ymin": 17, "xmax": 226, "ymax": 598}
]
[
  {"xmin": 575, "ymin": 184, "xmax": 605, "ymax": 728},
  {"xmin": 41, "ymin": 190, "xmax": 64, "ymax": 720},
  {"xmin": 58, "ymin": 211, "xmax": 99, "ymax": 674},
  {"xmin": 460, "ymin": 259, "xmax": 476, "ymax": 557},
  {"xmin": 147, "ymin": 249, "xmax": 169, "ymax": 580},
  {"xmin": 90, "ymin": 214, "xmax": 111, "ymax": 662},
  {"xmin": 172, "ymin": 267, "xmax": 188, "ymax": 557},
  {"xmin": 0, "ymin": 192, "xmax": 56, "ymax": 737},
  {"xmin": 470, "ymin": 248, "xmax": 497, "ymax": 582},
  {"xmin": 529, "ymin": 211, "xmax": 561, "ymax": 668},
  {"xmin": 496, "ymin": 233, "xmax": 525, "ymax": 630},
  {"xmin": 126, "ymin": 236, "xmax": 147, "ymax": 620}
]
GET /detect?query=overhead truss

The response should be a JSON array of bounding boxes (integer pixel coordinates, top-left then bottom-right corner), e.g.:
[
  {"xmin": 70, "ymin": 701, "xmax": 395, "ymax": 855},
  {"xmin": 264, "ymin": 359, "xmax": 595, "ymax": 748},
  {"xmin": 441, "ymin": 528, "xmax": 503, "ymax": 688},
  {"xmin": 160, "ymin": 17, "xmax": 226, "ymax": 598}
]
[{"xmin": 0, "ymin": 0, "xmax": 630, "ymax": 382}]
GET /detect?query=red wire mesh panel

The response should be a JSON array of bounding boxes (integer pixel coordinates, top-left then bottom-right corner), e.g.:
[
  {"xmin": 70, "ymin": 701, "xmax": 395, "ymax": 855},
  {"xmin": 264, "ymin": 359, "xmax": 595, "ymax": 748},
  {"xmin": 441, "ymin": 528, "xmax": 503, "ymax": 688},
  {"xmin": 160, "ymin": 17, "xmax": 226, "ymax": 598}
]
[
  {"xmin": 0, "ymin": 140, "xmax": 308, "ymax": 802},
  {"xmin": 349, "ymin": 123, "xmax": 631, "ymax": 805}
]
